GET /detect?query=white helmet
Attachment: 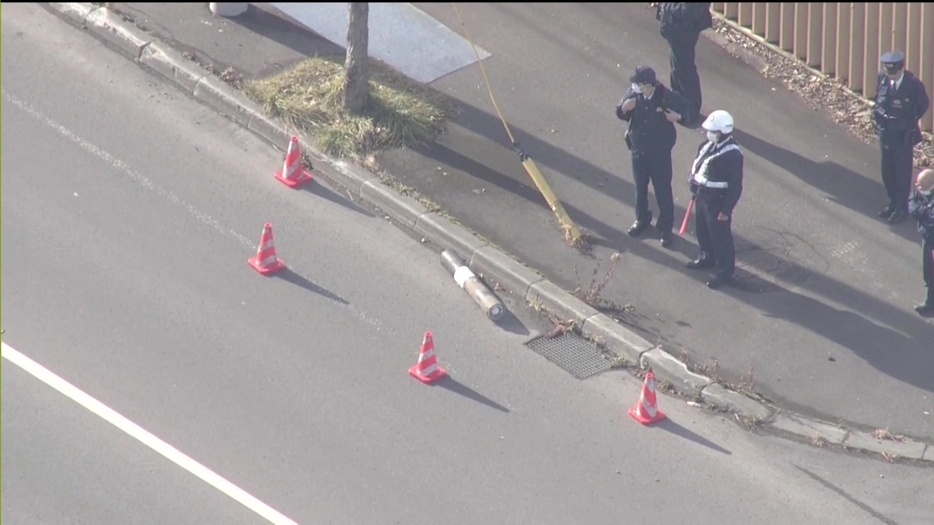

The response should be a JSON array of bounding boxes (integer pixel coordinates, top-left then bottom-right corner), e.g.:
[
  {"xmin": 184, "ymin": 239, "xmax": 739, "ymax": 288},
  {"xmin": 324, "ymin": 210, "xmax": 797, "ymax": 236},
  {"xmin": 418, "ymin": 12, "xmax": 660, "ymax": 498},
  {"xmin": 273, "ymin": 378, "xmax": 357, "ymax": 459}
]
[{"xmin": 702, "ymin": 110, "xmax": 734, "ymax": 134}]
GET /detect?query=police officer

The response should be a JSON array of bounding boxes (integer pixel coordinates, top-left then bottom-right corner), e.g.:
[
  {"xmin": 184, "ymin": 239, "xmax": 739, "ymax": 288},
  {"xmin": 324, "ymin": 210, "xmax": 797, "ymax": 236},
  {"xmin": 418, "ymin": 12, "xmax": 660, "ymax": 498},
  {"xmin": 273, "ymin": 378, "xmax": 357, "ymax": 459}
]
[
  {"xmin": 616, "ymin": 65, "xmax": 696, "ymax": 248},
  {"xmin": 873, "ymin": 50, "xmax": 930, "ymax": 224},
  {"xmin": 908, "ymin": 168, "xmax": 934, "ymax": 316},
  {"xmin": 686, "ymin": 110, "xmax": 743, "ymax": 289},
  {"xmin": 656, "ymin": 2, "xmax": 713, "ymax": 113}
]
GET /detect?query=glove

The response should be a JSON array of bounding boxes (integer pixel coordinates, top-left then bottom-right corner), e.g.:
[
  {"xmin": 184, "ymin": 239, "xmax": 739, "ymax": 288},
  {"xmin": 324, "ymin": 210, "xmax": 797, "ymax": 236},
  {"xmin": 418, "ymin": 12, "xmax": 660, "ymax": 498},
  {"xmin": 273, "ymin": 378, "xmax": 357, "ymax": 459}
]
[{"xmin": 689, "ymin": 180, "xmax": 699, "ymax": 196}]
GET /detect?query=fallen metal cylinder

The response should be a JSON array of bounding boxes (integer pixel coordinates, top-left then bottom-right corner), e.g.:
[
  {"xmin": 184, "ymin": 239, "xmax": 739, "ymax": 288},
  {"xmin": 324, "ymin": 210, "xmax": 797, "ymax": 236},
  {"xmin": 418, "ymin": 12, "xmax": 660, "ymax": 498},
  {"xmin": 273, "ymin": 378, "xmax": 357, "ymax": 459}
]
[
  {"xmin": 441, "ymin": 250, "xmax": 505, "ymax": 322},
  {"xmin": 209, "ymin": 3, "xmax": 248, "ymax": 17}
]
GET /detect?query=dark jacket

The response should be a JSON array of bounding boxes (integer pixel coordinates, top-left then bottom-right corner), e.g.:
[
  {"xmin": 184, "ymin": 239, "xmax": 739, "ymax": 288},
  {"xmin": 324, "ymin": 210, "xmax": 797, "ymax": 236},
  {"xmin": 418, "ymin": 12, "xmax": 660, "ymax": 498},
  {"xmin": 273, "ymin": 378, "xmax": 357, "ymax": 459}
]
[
  {"xmin": 689, "ymin": 136, "xmax": 744, "ymax": 216},
  {"xmin": 656, "ymin": 2, "xmax": 713, "ymax": 39},
  {"xmin": 615, "ymin": 84, "xmax": 697, "ymax": 155},
  {"xmin": 908, "ymin": 188, "xmax": 934, "ymax": 242},
  {"xmin": 872, "ymin": 71, "xmax": 930, "ymax": 146}
]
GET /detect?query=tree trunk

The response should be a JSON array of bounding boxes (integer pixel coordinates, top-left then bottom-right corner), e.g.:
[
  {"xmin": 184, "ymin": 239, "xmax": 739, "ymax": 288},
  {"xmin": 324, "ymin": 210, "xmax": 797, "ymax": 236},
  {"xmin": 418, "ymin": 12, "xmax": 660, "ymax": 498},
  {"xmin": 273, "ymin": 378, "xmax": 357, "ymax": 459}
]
[{"xmin": 343, "ymin": 2, "xmax": 370, "ymax": 114}]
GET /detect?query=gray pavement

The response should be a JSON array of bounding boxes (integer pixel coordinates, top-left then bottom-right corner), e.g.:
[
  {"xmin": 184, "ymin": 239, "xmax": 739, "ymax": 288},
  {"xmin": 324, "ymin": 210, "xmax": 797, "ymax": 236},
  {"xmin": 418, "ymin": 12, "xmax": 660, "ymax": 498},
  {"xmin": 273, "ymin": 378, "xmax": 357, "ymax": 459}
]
[
  {"xmin": 92, "ymin": 2, "xmax": 934, "ymax": 441},
  {"xmin": 2, "ymin": 363, "xmax": 264, "ymax": 525},
  {"xmin": 5, "ymin": 4, "xmax": 934, "ymax": 524}
]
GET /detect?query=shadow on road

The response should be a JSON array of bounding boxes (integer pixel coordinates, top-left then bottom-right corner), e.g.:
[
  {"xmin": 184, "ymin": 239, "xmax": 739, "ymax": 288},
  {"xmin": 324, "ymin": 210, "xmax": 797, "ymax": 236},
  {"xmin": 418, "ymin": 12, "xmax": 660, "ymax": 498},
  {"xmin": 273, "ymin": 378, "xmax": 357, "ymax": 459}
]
[
  {"xmin": 226, "ymin": 4, "xmax": 345, "ymax": 76},
  {"xmin": 493, "ymin": 308, "xmax": 531, "ymax": 337},
  {"xmin": 418, "ymin": 103, "xmax": 934, "ymax": 395},
  {"xmin": 220, "ymin": 3, "xmax": 933, "ymax": 401},
  {"xmin": 275, "ymin": 268, "xmax": 349, "ymax": 306},
  {"xmin": 302, "ymin": 180, "xmax": 375, "ymax": 218},
  {"xmin": 731, "ymin": 128, "xmax": 918, "ymax": 243},
  {"xmin": 434, "ymin": 375, "xmax": 510, "ymax": 413},
  {"xmin": 655, "ymin": 418, "xmax": 732, "ymax": 455}
]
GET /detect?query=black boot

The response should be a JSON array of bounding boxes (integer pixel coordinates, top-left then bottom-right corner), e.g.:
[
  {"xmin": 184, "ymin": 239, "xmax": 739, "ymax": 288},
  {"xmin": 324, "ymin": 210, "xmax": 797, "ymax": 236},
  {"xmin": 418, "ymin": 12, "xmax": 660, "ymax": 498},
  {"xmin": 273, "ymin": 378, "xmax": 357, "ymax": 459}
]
[
  {"xmin": 915, "ymin": 289, "xmax": 934, "ymax": 317},
  {"xmin": 628, "ymin": 220, "xmax": 650, "ymax": 237},
  {"xmin": 686, "ymin": 257, "xmax": 714, "ymax": 270},
  {"xmin": 888, "ymin": 207, "xmax": 907, "ymax": 224}
]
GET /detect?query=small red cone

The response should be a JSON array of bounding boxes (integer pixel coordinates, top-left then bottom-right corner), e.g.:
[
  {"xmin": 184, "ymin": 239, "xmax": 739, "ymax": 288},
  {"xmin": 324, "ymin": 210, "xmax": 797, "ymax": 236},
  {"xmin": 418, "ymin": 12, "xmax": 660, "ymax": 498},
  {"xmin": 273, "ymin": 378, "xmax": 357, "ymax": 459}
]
[
  {"xmin": 409, "ymin": 331, "xmax": 447, "ymax": 384},
  {"xmin": 247, "ymin": 223, "xmax": 286, "ymax": 275},
  {"xmin": 628, "ymin": 371, "xmax": 666, "ymax": 425},
  {"xmin": 274, "ymin": 136, "xmax": 313, "ymax": 188}
]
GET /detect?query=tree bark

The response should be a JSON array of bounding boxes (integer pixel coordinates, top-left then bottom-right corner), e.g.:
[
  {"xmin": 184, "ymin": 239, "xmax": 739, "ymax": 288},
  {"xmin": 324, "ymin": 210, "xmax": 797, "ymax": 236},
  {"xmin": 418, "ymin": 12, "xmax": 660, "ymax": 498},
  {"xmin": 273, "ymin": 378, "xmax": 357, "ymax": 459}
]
[{"xmin": 343, "ymin": 2, "xmax": 370, "ymax": 114}]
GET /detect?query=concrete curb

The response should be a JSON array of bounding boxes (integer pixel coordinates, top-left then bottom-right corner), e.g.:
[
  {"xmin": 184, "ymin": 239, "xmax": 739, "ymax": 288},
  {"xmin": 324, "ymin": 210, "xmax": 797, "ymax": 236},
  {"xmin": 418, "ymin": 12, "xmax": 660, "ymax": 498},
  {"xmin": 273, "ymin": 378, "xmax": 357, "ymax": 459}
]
[{"xmin": 50, "ymin": 2, "xmax": 933, "ymax": 464}]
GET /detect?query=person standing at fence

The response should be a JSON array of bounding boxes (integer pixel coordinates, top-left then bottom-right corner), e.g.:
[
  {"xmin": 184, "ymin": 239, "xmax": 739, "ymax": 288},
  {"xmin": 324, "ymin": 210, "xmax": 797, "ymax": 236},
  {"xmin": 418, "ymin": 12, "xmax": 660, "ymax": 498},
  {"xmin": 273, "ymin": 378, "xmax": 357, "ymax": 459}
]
[
  {"xmin": 908, "ymin": 168, "xmax": 934, "ymax": 317},
  {"xmin": 655, "ymin": 2, "xmax": 712, "ymax": 115},
  {"xmin": 616, "ymin": 65, "xmax": 697, "ymax": 248},
  {"xmin": 686, "ymin": 110, "xmax": 743, "ymax": 290},
  {"xmin": 872, "ymin": 50, "xmax": 930, "ymax": 224}
]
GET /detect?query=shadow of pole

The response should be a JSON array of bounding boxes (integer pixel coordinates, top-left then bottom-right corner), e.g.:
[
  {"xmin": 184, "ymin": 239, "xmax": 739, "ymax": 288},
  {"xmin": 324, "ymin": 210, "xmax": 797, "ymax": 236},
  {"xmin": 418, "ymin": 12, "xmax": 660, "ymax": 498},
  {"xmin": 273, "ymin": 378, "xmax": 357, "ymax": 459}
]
[{"xmin": 491, "ymin": 307, "xmax": 531, "ymax": 337}]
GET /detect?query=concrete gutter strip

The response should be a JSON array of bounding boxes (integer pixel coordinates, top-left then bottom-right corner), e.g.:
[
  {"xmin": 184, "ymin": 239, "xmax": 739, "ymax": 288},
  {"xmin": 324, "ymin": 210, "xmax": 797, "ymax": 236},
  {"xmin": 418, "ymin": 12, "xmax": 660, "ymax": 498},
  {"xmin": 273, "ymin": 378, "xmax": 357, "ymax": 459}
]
[{"xmin": 48, "ymin": 2, "xmax": 933, "ymax": 463}]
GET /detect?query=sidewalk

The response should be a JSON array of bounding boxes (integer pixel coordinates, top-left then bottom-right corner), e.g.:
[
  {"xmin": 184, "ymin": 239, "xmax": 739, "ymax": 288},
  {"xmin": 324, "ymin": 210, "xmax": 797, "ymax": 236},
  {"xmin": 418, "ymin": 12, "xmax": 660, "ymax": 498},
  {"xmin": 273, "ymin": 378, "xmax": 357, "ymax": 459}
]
[{"xmin": 97, "ymin": 3, "xmax": 933, "ymax": 442}]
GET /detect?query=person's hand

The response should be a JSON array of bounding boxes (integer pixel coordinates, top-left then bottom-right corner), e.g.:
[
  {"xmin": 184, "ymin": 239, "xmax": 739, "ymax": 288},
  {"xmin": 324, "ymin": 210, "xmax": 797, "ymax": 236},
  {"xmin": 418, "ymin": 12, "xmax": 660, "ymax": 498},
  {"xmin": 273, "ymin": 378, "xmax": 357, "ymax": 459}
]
[
  {"xmin": 619, "ymin": 97, "xmax": 636, "ymax": 112},
  {"xmin": 664, "ymin": 109, "xmax": 681, "ymax": 122},
  {"xmin": 717, "ymin": 212, "xmax": 730, "ymax": 221}
]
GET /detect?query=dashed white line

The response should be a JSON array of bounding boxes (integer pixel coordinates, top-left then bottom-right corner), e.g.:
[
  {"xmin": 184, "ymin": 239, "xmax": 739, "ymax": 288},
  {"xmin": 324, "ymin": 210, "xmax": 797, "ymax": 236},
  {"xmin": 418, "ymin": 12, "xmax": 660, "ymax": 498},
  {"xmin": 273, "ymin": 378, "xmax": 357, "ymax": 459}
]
[{"xmin": 1, "ymin": 341, "xmax": 299, "ymax": 525}]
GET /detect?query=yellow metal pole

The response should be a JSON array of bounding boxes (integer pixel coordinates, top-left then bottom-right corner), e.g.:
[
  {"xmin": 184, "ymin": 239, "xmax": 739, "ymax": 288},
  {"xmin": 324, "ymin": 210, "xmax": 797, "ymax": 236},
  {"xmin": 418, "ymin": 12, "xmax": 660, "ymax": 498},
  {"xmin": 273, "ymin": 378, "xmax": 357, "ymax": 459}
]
[{"xmin": 451, "ymin": 4, "xmax": 583, "ymax": 246}]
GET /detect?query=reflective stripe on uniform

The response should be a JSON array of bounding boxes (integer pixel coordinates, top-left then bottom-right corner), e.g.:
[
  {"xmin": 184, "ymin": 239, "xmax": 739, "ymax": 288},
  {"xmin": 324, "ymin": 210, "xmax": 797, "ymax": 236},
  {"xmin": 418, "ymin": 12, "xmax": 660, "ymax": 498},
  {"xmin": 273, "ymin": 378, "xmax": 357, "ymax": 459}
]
[{"xmin": 692, "ymin": 142, "xmax": 740, "ymax": 189}]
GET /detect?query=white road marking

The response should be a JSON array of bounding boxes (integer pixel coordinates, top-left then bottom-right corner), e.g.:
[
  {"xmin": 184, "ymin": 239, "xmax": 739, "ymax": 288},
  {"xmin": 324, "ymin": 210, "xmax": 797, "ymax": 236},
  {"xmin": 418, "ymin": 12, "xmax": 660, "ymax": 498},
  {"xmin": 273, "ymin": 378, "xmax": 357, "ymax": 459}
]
[
  {"xmin": 2, "ymin": 88, "xmax": 382, "ymax": 330},
  {"xmin": 1, "ymin": 341, "xmax": 298, "ymax": 525}
]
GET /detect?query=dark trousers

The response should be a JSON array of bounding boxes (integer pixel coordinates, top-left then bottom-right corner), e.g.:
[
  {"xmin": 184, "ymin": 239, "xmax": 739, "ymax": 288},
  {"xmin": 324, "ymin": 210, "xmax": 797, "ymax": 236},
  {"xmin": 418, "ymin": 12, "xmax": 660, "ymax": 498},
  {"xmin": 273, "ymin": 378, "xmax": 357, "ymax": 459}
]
[
  {"xmin": 667, "ymin": 32, "xmax": 702, "ymax": 110},
  {"xmin": 695, "ymin": 197, "xmax": 735, "ymax": 278},
  {"xmin": 631, "ymin": 152, "xmax": 674, "ymax": 231},
  {"xmin": 923, "ymin": 238, "xmax": 934, "ymax": 302},
  {"xmin": 880, "ymin": 139, "xmax": 914, "ymax": 212}
]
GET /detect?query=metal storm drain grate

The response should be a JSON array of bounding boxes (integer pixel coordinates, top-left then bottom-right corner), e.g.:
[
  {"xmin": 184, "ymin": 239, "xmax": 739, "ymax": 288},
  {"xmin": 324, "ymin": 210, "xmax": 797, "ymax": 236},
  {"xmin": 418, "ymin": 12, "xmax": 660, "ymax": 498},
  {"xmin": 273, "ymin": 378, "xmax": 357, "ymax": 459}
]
[{"xmin": 526, "ymin": 333, "xmax": 612, "ymax": 379}]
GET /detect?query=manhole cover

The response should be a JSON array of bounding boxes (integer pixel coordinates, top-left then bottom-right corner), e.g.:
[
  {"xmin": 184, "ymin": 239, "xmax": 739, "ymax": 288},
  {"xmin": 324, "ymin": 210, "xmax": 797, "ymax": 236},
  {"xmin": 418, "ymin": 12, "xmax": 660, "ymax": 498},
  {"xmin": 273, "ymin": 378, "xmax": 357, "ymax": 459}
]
[{"xmin": 526, "ymin": 333, "xmax": 612, "ymax": 379}]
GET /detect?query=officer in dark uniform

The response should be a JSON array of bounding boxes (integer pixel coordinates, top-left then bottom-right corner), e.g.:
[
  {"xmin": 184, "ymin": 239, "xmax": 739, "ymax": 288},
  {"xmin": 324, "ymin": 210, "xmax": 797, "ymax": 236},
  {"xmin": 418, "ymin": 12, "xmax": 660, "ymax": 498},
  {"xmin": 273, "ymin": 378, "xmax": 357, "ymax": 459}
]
[
  {"xmin": 908, "ymin": 168, "xmax": 934, "ymax": 316},
  {"xmin": 873, "ymin": 50, "xmax": 930, "ymax": 224},
  {"xmin": 656, "ymin": 2, "xmax": 713, "ymax": 113},
  {"xmin": 686, "ymin": 110, "xmax": 744, "ymax": 289},
  {"xmin": 616, "ymin": 66, "xmax": 697, "ymax": 248}
]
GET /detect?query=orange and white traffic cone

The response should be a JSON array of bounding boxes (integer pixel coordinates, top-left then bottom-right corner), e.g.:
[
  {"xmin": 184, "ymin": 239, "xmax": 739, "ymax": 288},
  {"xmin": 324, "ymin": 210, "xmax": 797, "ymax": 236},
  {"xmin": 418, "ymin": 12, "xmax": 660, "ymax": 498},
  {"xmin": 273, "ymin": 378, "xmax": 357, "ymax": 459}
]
[
  {"xmin": 274, "ymin": 136, "xmax": 313, "ymax": 188},
  {"xmin": 409, "ymin": 331, "xmax": 447, "ymax": 384},
  {"xmin": 628, "ymin": 370, "xmax": 666, "ymax": 425},
  {"xmin": 247, "ymin": 223, "xmax": 286, "ymax": 275}
]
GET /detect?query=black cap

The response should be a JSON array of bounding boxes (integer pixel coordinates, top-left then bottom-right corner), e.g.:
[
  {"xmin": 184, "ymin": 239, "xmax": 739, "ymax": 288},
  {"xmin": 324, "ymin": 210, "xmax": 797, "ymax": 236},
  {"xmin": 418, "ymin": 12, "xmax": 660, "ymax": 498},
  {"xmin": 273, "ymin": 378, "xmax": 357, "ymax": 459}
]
[
  {"xmin": 881, "ymin": 50, "xmax": 905, "ymax": 69},
  {"xmin": 629, "ymin": 66, "xmax": 657, "ymax": 85}
]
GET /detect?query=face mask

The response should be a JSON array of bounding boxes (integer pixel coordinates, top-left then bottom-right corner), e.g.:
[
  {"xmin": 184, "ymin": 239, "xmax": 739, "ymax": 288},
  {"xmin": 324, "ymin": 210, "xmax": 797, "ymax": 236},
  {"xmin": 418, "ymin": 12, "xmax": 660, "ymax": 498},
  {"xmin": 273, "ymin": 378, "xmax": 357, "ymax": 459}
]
[
  {"xmin": 631, "ymin": 83, "xmax": 642, "ymax": 94},
  {"xmin": 706, "ymin": 131, "xmax": 719, "ymax": 143},
  {"xmin": 921, "ymin": 189, "xmax": 933, "ymax": 197}
]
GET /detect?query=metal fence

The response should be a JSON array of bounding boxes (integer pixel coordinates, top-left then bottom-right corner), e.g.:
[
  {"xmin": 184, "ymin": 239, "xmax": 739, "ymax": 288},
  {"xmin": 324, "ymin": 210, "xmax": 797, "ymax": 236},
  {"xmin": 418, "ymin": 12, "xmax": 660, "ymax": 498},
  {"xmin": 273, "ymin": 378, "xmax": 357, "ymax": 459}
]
[{"xmin": 711, "ymin": 2, "xmax": 934, "ymax": 132}]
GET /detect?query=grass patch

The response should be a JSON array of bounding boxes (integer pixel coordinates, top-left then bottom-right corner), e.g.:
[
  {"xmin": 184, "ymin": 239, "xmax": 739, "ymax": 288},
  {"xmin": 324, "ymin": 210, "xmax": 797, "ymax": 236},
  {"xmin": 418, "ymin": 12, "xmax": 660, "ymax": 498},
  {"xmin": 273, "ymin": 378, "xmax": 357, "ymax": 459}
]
[{"xmin": 243, "ymin": 56, "xmax": 458, "ymax": 159}]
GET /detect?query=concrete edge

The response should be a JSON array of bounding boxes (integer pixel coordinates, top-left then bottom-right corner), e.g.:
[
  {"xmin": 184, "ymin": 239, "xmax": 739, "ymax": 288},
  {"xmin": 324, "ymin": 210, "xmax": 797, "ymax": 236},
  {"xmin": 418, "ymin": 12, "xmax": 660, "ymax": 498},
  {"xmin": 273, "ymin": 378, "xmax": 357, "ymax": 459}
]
[
  {"xmin": 85, "ymin": 6, "xmax": 153, "ymax": 61},
  {"xmin": 47, "ymin": 3, "xmax": 100, "ymax": 28},
  {"xmin": 56, "ymin": 2, "xmax": 934, "ymax": 464},
  {"xmin": 139, "ymin": 41, "xmax": 210, "ymax": 94}
]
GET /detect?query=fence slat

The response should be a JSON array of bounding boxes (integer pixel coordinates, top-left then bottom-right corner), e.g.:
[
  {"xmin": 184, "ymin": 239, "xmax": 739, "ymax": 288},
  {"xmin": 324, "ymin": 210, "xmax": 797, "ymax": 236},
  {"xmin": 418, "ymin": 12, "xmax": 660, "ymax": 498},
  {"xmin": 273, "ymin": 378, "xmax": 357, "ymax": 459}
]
[{"xmin": 709, "ymin": 2, "xmax": 930, "ymax": 131}]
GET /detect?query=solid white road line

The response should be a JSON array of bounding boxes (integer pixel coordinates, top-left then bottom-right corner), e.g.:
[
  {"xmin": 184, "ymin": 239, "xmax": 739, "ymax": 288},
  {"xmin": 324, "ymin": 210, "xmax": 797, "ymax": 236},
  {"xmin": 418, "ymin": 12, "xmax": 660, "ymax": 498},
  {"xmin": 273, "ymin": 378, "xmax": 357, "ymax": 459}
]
[{"xmin": 1, "ymin": 341, "xmax": 299, "ymax": 525}]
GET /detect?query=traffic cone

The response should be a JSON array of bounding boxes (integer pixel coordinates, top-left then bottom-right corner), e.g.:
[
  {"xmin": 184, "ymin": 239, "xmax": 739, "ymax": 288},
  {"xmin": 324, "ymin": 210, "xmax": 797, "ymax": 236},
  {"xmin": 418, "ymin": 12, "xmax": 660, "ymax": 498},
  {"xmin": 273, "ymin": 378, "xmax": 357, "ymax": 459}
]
[
  {"xmin": 274, "ymin": 136, "xmax": 313, "ymax": 188},
  {"xmin": 247, "ymin": 223, "xmax": 286, "ymax": 275},
  {"xmin": 409, "ymin": 331, "xmax": 447, "ymax": 384},
  {"xmin": 628, "ymin": 371, "xmax": 666, "ymax": 425}
]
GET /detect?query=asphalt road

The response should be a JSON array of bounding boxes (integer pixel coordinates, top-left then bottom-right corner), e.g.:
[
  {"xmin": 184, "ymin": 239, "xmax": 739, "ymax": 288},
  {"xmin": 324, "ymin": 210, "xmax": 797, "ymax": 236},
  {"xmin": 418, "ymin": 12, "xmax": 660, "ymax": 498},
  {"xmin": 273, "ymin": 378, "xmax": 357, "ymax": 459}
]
[
  {"xmin": 378, "ymin": 2, "xmax": 934, "ymax": 439},
  {"xmin": 101, "ymin": 2, "xmax": 934, "ymax": 441},
  {"xmin": 3, "ymin": 4, "xmax": 933, "ymax": 524}
]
